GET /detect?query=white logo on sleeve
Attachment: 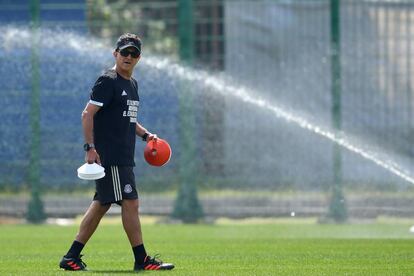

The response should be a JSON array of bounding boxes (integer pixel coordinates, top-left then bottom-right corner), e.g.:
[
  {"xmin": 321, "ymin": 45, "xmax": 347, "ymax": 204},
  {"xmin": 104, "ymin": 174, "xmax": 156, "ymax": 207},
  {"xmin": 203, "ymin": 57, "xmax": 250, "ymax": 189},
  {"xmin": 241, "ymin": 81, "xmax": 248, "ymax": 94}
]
[
  {"xmin": 124, "ymin": 184, "xmax": 132, "ymax": 193},
  {"xmin": 121, "ymin": 90, "xmax": 127, "ymax": 96}
]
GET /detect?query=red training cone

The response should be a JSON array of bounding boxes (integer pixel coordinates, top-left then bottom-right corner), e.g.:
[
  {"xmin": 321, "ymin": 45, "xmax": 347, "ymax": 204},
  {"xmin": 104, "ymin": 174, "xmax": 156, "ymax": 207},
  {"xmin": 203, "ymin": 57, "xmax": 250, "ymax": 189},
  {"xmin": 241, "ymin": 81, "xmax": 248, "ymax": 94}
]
[{"xmin": 144, "ymin": 138, "xmax": 172, "ymax": 167}]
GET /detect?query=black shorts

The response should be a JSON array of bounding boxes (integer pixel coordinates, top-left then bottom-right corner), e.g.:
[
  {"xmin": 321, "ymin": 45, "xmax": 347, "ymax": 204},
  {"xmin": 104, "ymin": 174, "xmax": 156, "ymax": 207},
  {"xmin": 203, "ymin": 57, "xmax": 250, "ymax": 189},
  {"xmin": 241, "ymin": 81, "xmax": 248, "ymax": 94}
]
[{"xmin": 93, "ymin": 166, "xmax": 138, "ymax": 205}]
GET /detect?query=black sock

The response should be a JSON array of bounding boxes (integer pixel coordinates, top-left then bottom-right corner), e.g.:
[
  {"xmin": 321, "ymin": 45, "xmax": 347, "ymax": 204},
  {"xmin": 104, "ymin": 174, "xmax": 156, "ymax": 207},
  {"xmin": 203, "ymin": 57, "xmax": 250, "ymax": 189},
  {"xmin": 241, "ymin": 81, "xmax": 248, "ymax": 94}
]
[
  {"xmin": 132, "ymin": 244, "xmax": 147, "ymax": 264},
  {"xmin": 65, "ymin": 240, "xmax": 85, "ymax": 258}
]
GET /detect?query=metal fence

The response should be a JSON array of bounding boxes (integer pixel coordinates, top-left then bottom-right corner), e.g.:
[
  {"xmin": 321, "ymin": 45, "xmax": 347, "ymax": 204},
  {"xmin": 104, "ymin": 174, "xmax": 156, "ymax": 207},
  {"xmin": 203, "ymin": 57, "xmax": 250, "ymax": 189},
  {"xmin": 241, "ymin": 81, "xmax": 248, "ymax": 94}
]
[{"xmin": 1, "ymin": 0, "xmax": 414, "ymax": 197}]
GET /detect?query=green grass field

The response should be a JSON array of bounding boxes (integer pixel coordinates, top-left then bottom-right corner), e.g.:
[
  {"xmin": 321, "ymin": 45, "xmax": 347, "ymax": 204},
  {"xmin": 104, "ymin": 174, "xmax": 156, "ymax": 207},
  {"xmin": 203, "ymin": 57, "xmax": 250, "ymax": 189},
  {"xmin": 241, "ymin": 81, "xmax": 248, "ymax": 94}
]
[{"xmin": 1, "ymin": 218, "xmax": 414, "ymax": 275}]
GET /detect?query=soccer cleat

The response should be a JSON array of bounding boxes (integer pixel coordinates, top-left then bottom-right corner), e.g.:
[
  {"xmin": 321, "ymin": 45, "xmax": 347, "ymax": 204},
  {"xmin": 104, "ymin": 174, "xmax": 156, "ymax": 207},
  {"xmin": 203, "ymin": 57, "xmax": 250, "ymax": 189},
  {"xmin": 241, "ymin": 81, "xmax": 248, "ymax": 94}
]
[
  {"xmin": 59, "ymin": 254, "xmax": 88, "ymax": 271},
  {"xmin": 134, "ymin": 255, "xmax": 175, "ymax": 271}
]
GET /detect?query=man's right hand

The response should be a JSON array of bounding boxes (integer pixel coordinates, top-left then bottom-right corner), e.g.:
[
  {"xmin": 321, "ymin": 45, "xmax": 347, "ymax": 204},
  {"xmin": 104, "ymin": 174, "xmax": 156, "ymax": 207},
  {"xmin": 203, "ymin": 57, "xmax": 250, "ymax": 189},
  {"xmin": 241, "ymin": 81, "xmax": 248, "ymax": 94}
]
[{"xmin": 85, "ymin": 149, "xmax": 101, "ymax": 165}]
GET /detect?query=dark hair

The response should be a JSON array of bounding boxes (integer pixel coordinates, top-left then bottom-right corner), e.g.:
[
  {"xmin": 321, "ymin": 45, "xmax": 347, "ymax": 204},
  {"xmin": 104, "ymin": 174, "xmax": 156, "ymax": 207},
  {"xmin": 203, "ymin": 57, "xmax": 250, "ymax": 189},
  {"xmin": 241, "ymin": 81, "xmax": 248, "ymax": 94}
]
[{"xmin": 115, "ymin": 33, "xmax": 142, "ymax": 53}]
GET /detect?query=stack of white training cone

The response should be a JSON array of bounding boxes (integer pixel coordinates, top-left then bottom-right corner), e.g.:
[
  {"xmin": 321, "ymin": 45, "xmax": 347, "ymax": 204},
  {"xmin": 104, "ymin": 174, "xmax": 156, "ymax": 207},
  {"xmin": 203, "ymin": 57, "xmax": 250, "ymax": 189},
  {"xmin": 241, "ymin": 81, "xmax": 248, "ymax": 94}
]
[{"xmin": 77, "ymin": 163, "xmax": 105, "ymax": 180}]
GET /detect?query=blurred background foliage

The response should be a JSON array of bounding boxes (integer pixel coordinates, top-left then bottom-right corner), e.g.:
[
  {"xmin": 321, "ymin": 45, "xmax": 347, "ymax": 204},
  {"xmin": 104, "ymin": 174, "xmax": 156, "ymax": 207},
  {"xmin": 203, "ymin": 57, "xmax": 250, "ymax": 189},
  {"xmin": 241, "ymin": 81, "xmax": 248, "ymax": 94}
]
[{"xmin": 87, "ymin": 0, "xmax": 180, "ymax": 58}]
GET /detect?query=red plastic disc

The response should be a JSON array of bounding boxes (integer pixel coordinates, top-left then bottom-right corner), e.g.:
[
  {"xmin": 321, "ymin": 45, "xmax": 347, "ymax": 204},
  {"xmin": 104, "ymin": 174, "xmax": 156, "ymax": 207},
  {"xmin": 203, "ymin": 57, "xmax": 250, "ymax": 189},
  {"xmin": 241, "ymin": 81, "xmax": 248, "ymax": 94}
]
[{"xmin": 144, "ymin": 138, "xmax": 172, "ymax": 166}]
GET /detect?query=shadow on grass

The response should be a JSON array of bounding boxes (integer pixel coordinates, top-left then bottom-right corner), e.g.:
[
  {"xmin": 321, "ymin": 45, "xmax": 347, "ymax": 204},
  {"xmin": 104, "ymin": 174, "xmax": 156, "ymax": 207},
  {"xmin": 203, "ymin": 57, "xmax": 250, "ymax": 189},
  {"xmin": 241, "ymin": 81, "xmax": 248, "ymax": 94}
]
[
  {"xmin": 91, "ymin": 269, "xmax": 173, "ymax": 274},
  {"xmin": 89, "ymin": 270, "xmax": 137, "ymax": 274}
]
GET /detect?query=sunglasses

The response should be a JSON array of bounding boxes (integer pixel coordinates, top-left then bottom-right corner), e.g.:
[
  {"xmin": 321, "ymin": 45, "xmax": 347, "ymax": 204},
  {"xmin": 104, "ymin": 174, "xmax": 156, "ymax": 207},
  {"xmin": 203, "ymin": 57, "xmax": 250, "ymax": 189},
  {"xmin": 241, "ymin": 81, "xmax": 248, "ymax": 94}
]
[{"xmin": 119, "ymin": 48, "xmax": 140, "ymax": 58}]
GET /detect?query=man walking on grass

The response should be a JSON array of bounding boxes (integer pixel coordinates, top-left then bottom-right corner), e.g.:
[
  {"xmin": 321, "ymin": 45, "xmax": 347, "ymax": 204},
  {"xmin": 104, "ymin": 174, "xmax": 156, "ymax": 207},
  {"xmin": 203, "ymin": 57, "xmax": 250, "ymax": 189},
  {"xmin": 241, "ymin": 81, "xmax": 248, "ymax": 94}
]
[{"xmin": 59, "ymin": 33, "xmax": 174, "ymax": 272}]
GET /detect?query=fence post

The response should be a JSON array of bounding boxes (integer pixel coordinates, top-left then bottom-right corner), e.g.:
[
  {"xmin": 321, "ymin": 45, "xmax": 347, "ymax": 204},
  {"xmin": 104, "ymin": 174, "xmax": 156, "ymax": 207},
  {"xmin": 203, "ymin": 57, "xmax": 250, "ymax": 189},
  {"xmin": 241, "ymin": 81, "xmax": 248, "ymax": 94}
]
[
  {"xmin": 27, "ymin": 0, "xmax": 46, "ymax": 223},
  {"xmin": 172, "ymin": 0, "xmax": 204, "ymax": 222},
  {"xmin": 328, "ymin": 0, "xmax": 347, "ymax": 222}
]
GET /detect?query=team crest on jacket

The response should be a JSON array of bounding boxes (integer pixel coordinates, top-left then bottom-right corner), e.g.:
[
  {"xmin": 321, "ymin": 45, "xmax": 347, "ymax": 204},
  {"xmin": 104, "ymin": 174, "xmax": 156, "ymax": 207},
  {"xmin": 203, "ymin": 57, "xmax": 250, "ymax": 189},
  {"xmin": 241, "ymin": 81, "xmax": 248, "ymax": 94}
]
[{"xmin": 124, "ymin": 184, "xmax": 132, "ymax": 193}]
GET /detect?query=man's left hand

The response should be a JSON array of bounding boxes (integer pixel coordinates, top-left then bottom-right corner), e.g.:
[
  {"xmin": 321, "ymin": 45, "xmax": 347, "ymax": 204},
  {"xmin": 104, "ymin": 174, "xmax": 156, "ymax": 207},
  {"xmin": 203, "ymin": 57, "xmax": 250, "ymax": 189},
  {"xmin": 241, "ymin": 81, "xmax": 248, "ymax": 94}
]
[{"xmin": 146, "ymin": 133, "xmax": 158, "ymax": 142}]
